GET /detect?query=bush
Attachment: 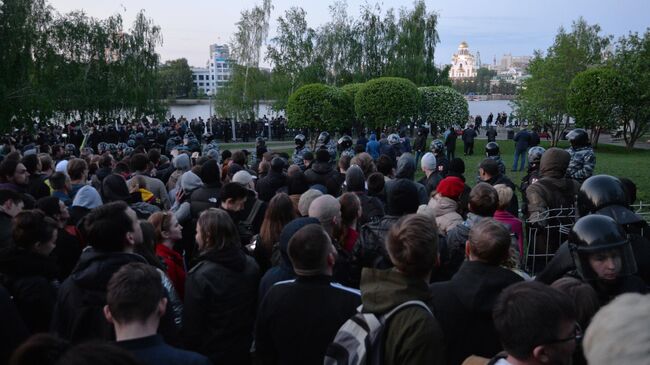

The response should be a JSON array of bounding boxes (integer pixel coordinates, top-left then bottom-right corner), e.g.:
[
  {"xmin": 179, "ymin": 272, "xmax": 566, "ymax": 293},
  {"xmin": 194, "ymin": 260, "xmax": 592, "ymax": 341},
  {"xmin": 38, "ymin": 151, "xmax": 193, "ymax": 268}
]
[
  {"xmin": 419, "ymin": 86, "xmax": 469, "ymax": 131},
  {"xmin": 286, "ymin": 83, "xmax": 353, "ymax": 132},
  {"xmin": 354, "ymin": 77, "xmax": 419, "ymax": 130}
]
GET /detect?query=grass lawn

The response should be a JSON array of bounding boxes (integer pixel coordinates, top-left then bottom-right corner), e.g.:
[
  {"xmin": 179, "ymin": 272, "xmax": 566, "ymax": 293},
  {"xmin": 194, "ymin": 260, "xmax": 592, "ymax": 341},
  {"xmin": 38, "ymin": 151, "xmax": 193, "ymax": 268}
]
[{"xmin": 222, "ymin": 138, "xmax": 650, "ymax": 204}]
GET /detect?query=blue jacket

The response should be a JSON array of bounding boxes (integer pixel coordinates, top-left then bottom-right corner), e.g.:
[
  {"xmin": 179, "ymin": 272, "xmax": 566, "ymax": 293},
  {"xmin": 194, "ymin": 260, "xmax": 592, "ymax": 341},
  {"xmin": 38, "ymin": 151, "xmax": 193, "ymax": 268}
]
[
  {"xmin": 366, "ymin": 134, "xmax": 381, "ymax": 159},
  {"xmin": 514, "ymin": 130, "xmax": 531, "ymax": 151}
]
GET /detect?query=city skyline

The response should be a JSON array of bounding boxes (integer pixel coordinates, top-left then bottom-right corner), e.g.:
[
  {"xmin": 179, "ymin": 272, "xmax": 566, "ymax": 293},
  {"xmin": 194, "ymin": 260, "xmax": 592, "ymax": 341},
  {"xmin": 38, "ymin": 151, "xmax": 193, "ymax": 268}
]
[{"xmin": 47, "ymin": 0, "xmax": 649, "ymax": 69}]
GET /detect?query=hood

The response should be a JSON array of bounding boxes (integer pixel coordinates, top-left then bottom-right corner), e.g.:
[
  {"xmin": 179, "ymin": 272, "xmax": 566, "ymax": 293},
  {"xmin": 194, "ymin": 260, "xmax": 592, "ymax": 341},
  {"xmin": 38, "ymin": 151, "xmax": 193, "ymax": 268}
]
[
  {"xmin": 199, "ymin": 244, "xmax": 247, "ymax": 272},
  {"xmin": 311, "ymin": 161, "xmax": 334, "ymax": 175},
  {"xmin": 345, "ymin": 165, "xmax": 365, "ymax": 192},
  {"xmin": 70, "ymin": 248, "xmax": 146, "ymax": 291},
  {"xmin": 446, "ymin": 261, "xmax": 523, "ymax": 313},
  {"xmin": 172, "ymin": 153, "xmax": 190, "ymax": 171},
  {"xmin": 95, "ymin": 167, "xmax": 112, "ymax": 181},
  {"xmin": 72, "ymin": 185, "xmax": 103, "ymax": 209},
  {"xmin": 539, "ymin": 147, "xmax": 571, "ymax": 179},
  {"xmin": 429, "ymin": 196, "xmax": 459, "ymax": 216},
  {"xmin": 0, "ymin": 248, "xmax": 59, "ymax": 279},
  {"xmin": 395, "ymin": 153, "xmax": 416, "ymax": 179},
  {"xmin": 360, "ymin": 268, "xmax": 431, "ymax": 314},
  {"xmin": 181, "ymin": 171, "xmax": 203, "ymax": 192},
  {"xmin": 369, "ymin": 134, "xmax": 377, "ymax": 141}
]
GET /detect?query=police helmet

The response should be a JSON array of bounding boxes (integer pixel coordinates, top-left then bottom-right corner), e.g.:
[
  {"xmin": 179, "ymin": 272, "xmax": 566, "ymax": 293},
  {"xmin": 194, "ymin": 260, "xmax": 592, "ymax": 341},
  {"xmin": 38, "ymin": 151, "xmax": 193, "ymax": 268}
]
[
  {"xmin": 338, "ymin": 135, "xmax": 353, "ymax": 150},
  {"xmin": 81, "ymin": 147, "xmax": 94, "ymax": 155},
  {"xmin": 318, "ymin": 132, "xmax": 330, "ymax": 145},
  {"xmin": 117, "ymin": 143, "xmax": 127, "ymax": 151},
  {"xmin": 97, "ymin": 142, "xmax": 108, "ymax": 153},
  {"xmin": 568, "ymin": 214, "xmax": 637, "ymax": 282},
  {"xmin": 123, "ymin": 147, "xmax": 134, "ymax": 156},
  {"xmin": 527, "ymin": 146, "xmax": 546, "ymax": 165},
  {"xmin": 387, "ymin": 133, "xmax": 400, "ymax": 145},
  {"xmin": 430, "ymin": 139, "xmax": 445, "ymax": 154},
  {"xmin": 577, "ymin": 175, "xmax": 629, "ymax": 217},
  {"xmin": 127, "ymin": 139, "xmax": 136, "ymax": 147},
  {"xmin": 295, "ymin": 134, "xmax": 306, "ymax": 147},
  {"xmin": 108, "ymin": 143, "xmax": 118, "ymax": 154},
  {"xmin": 65, "ymin": 143, "xmax": 76, "ymax": 154},
  {"xmin": 485, "ymin": 142, "xmax": 500, "ymax": 156},
  {"xmin": 567, "ymin": 128, "xmax": 589, "ymax": 148},
  {"xmin": 256, "ymin": 136, "xmax": 266, "ymax": 146}
]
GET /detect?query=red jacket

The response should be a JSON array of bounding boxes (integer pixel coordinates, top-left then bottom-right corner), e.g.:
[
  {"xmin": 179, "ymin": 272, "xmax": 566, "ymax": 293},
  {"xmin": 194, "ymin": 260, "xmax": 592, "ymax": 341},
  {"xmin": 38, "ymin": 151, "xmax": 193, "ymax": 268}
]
[{"xmin": 156, "ymin": 244, "xmax": 186, "ymax": 299}]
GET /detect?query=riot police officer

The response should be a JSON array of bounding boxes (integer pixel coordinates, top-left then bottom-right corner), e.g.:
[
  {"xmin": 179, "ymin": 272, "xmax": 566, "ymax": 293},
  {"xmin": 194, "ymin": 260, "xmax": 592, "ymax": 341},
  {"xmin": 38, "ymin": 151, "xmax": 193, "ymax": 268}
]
[
  {"xmin": 292, "ymin": 134, "xmax": 311, "ymax": 170},
  {"xmin": 566, "ymin": 128, "xmax": 595, "ymax": 183},
  {"xmin": 317, "ymin": 131, "xmax": 337, "ymax": 162},
  {"xmin": 337, "ymin": 135, "xmax": 355, "ymax": 159},
  {"xmin": 520, "ymin": 146, "xmax": 545, "ymax": 217},
  {"xmin": 485, "ymin": 142, "xmax": 506, "ymax": 175},
  {"xmin": 568, "ymin": 214, "xmax": 645, "ymax": 305},
  {"xmin": 430, "ymin": 139, "xmax": 448, "ymax": 177}
]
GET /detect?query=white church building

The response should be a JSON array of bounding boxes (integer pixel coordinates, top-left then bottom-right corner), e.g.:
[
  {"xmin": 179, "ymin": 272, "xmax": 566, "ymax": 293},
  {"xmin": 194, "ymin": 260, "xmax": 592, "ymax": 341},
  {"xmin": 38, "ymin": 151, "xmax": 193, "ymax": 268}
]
[{"xmin": 450, "ymin": 41, "xmax": 478, "ymax": 79}]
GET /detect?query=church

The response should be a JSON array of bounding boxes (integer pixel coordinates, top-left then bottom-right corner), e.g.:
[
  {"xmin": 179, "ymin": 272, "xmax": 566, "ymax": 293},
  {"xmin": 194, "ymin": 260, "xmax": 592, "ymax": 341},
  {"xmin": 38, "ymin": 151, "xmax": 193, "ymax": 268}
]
[{"xmin": 450, "ymin": 41, "xmax": 478, "ymax": 79}]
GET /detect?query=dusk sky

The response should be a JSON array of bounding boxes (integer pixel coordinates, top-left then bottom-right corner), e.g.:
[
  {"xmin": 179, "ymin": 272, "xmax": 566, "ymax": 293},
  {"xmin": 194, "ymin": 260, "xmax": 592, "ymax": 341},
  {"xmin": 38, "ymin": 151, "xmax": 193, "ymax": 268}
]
[{"xmin": 48, "ymin": 0, "xmax": 649, "ymax": 68}]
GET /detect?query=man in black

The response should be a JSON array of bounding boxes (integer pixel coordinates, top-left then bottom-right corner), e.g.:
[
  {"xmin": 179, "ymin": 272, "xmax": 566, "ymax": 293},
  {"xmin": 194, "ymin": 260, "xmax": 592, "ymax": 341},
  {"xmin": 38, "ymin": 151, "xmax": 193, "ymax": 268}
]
[
  {"xmin": 462, "ymin": 125, "xmax": 477, "ymax": 156},
  {"xmin": 255, "ymin": 224, "xmax": 360, "ymax": 365}
]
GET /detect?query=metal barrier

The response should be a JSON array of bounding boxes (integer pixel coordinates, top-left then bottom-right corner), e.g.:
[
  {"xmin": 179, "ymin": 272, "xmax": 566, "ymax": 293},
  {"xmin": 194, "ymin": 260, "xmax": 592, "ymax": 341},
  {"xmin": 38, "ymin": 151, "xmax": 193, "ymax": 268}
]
[
  {"xmin": 631, "ymin": 201, "xmax": 650, "ymax": 222},
  {"xmin": 524, "ymin": 207, "xmax": 576, "ymax": 275}
]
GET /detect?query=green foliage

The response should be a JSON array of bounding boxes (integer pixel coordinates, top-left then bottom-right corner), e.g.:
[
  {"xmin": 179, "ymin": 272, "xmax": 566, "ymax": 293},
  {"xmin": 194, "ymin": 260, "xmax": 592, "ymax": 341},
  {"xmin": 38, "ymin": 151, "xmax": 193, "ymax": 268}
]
[
  {"xmin": 567, "ymin": 66, "xmax": 621, "ymax": 146},
  {"xmin": 215, "ymin": 65, "xmax": 271, "ymax": 121},
  {"xmin": 159, "ymin": 58, "xmax": 194, "ymax": 99},
  {"xmin": 355, "ymin": 77, "xmax": 418, "ymax": 129},
  {"xmin": 419, "ymin": 86, "xmax": 469, "ymax": 130},
  {"xmin": 452, "ymin": 67, "xmax": 497, "ymax": 95},
  {"xmin": 286, "ymin": 83, "xmax": 353, "ymax": 132}
]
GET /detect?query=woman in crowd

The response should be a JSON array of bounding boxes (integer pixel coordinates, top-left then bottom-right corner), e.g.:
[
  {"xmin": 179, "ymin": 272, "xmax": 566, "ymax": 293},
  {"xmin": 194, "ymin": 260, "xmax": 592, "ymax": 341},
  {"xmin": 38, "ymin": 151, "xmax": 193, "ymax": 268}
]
[
  {"xmin": 149, "ymin": 211, "xmax": 186, "ymax": 299},
  {"xmin": 183, "ymin": 208, "xmax": 259, "ymax": 365},
  {"xmin": 493, "ymin": 184, "xmax": 524, "ymax": 258},
  {"xmin": 253, "ymin": 193, "xmax": 296, "ymax": 273},
  {"xmin": 339, "ymin": 192, "xmax": 362, "ymax": 253}
]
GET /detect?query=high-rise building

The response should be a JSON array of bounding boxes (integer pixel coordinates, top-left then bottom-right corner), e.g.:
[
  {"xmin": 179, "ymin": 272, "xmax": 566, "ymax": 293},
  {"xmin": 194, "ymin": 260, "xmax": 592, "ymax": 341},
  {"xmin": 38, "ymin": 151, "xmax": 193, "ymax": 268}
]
[{"xmin": 191, "ymin": 43, "xmax": 232, "ymax": 96}]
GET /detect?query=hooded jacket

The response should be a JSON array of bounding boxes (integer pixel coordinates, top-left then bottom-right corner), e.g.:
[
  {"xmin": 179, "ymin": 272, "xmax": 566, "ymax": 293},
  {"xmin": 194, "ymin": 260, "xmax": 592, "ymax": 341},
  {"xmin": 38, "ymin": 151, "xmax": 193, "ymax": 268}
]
[
  {"xmin": 430, "ymin": 261, "xmax": 523, "ymax": 365},
  {"xmin": 304, "ymin": 161, "xmax": 341, "ymax": 196},
  {"xmin": 384, "ymin": 154, "xmax": 428, "ymax": 206},
  {"xmin": 0, "ymin": 248, "xmax": 59, "ymax": 333},
  {"xmin": 256, "ymin": 170, "xmax": 287, "ymax": 202},
  {"xmin": 361, "ymin": 268, "xmax": 445, "ymax": 365},
  {"xmin": 346, "ymin": 166, "xmax": 385, "ymax": 225},
  {"xmin": 365, "ymin": 134, "xmax": 380, "ymax": 159},
  {"xmin": 427, "ymin": 196, "xmax": 463, "ymax": 235},
  {"xmin": 183, "ymin": 245, "xmax": 259, "ymax": 365}
]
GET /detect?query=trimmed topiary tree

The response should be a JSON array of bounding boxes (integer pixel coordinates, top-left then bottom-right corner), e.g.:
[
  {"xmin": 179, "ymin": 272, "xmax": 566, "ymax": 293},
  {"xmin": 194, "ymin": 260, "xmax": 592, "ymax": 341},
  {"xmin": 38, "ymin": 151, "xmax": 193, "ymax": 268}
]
[
  {"xmin": 355, "ymin": 77, "xmax": 419, "ymax": 130},
  {"xmin": 419, "ymin": 86, "xmax": 469, "ymax": 134},
  {"xmin": 286, "ymin": 83, "xmax": 353, "ymax": 134}
]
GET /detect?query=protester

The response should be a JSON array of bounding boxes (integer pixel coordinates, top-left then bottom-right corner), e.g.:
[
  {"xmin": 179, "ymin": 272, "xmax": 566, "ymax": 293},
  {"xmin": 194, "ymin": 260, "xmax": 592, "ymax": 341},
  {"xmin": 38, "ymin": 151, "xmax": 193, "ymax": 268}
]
[
  {"xmin": 148, "ymin": 212, "xmax": 185, "ymax": 299},
  {"xmin": 253, "ymin": 193, "xmax": 296, "ymax": 273},
  {"xmin": 0, "ymin": 189, "xmax": 24, "ymax": 248}
]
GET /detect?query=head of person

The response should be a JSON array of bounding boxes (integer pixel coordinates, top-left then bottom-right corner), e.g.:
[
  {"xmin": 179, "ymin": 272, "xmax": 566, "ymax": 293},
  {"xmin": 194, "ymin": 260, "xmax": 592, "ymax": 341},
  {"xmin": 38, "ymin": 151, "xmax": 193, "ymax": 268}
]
[
  {"xmin": 36, "ymin": 196, "xmax": 69, "ymax": 228},
  {"xmin": 0, "ymin": 189, "xmax": 24, "ymax": 217},
  {"xmin": 49, "ymin": 171, "xmax": 70, "ymax": 193},
  {"xmin": 84, "ymin": 201, "xmax": 142, "ymax": 252},
  {"xmin": 366, "ymin": 172, "xmax": 385, "ymax": 197},
  {"xmin": 219, "ymin": 182, "xmax": 249, "ymax": 212},
  {"xmin": 231, "ymin": 150, "xmax": 247, "ymax": 166},
  {"xmin": 0, "ymin": 159, "xmax": 29, "ymax": 185},
  {"xmin": 478, "ymin": 158, "xmax": 499, "ymax": 181},
  {"xmin": 468, "ymin": 182, "xmax": 499, "ymax": 217},
  {"xmin": 231, "ymin": 170, "xmax": 256, "ymax": 191},
  {"xmin": 576, "ymin": 175, "xmax": 629, "ymax": 218},
  {"xmin": 568, "ymin": 214, "xmax": 637, "ymax": 283},
  {"xmin": 493, "ymin": 184, "xmax": 514, "ymax": 212},
  {"xmin": 101, "ymin": 174, "xmax": 131, "ymax": 203},
  {"xmin": 375, "ymin": 155, "xmax": 395, "ymax": 178},
  {"xmin": 466, "ymin": 218, "xmax": 511, "ymax": 265},
  {"xmin": 551, "ymin": 277, "xmax": 600, "ymax": 330},
  {"xmin": 302, "ymin": 151, "xmax": 314, "ymax": 166},
  {"xmin": 315, "ymin": 149, "xmax": 330, "ymax": 164},
  {"xmin": 339, "ymin": 192, "xmax": 361, "ymax": 228},
  {"xmin": 8, "ymin": 333, "xmax": 70, "ymax": 365},
  {"xmin": 104, "ymin": 262, "xmax": 166, "ymax": 331},
  {"xmin": 386, "ymin": 179, "xmax": 420, "ymax": 216},
  {"xmin": 308, "ymin": 194, "xmax": 341, "ymax": 237},
  {"xmin": 22, "ymin": 154, "xmax": 42, "ymax": 175},
  {"xmin": 493, "ymin": 281, "xmax": 578, "ymax": 365},
  {"xmin": 539, "ymin": 147, "xmax": 571, "ymax": 179},
  {"xmin": 448, "ymin": 157, "xmax": 466, "ymax": 178},
  {"xmin": 39, "ymin": 153, "xmax": 54, "ymax": 173},
  {"xmin": 199, "ymin": 159, "xmax": 221, "ymax": 186},
  {"xmin": 66, "ymin": 158, "xmax": 88, "ymax": 182},
  {"xmin": 13, "ymin": 210, "xmax": 58, "ymax": 256},
  {"xmin": 583, "ymin": 293, "xmax": 650, "ymax": 365},
  {"xmin": 298, "ymin": 189, "xmax": 323, "ymax": 217},
  {"xmin": 345, "ymin": 165, "xmax": 365, "ymax": 193},
  {"xmin": 260, "ymin": 193, "xmax": 297, "ymax": 250},
  {"xmin": 288, "ymin": 224, "xmax": 337, "ymax": 276},
  {"xmin": 435, "ymin": 176, "xmax": 465, "ymax": 201},
  {"xmin": 386, "ymin": 214, "xmax": 438, "ymax": 281},
  {"xmin": 420, "ymin": 152, "xmax": 437, "ymax": 176},
  {"xmin": 195, "ymin": 208, "xmax": 240, "ymax": 252},
  {"xmin": 128, "ymin": 153, "xmax": 149, "ymax": 173},
  {"xmin": 350, "ymin": 153, "xmax": 375, "ymax": 178},
  {"xmin": 148, "ymin": 211, "xmax": 182, "ymax": 245}
]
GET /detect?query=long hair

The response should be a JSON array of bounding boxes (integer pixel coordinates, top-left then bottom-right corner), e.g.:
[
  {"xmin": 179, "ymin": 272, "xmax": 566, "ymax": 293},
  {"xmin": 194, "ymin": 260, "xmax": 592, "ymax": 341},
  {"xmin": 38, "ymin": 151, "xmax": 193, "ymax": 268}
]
[
  {"xmin": 197, "ymin": 208, "xmax": 240, "ymax": 252},
  {"xmin": 148, "ymin": 211, "xmax": 172, "ymax": 244},
  {"xmin": 338, "ymin": 193, "xmax": 361, "ymax": 245},
  {"xmin": 259, "ymin": 193, "xmax": 296, "ymax": 252}
]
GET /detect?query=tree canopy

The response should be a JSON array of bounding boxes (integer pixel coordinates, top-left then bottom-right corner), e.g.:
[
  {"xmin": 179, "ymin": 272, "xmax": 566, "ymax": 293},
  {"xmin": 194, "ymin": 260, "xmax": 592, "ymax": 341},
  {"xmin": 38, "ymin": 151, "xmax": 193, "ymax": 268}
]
[
  {"xmin": 286, "ymin": 83, "xmax": 353, "ymax": 133},
  {"xmin": 354, "ymin": 77, "xmax": 419, "ymax": 130},
  {"xmin": 419, "ymin": 86, "xmax": 469, "ymax": 132}
]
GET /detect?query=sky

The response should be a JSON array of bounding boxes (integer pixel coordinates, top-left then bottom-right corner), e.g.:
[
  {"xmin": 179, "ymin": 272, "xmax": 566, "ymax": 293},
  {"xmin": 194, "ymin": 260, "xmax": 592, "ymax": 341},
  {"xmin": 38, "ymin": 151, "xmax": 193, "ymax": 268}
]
[{"xmin": 47, "ymin": 0, "xmax": 650, "ymax": 68}]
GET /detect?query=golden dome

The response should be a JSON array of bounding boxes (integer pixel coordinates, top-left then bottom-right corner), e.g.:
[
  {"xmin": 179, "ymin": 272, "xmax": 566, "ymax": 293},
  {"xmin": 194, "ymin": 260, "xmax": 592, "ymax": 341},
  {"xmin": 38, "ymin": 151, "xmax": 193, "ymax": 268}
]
[{"xmin": 459, "ymin": 41, "xmax": 468, "ymax": 49}]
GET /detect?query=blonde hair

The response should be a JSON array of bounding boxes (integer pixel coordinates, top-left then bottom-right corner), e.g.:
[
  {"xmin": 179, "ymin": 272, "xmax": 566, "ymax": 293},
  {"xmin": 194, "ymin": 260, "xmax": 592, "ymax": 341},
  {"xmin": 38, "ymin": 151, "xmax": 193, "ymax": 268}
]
[{"xmin": 493, "ymin": 184, "xmax": 513, "ymax": 211}]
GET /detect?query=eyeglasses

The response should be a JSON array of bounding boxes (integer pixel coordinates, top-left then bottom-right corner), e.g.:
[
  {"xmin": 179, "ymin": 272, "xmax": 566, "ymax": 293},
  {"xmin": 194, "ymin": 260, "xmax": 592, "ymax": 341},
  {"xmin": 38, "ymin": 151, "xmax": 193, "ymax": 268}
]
[{"xmin": 545, "ymin": 322, "xmax": 583, "ymax": 344}]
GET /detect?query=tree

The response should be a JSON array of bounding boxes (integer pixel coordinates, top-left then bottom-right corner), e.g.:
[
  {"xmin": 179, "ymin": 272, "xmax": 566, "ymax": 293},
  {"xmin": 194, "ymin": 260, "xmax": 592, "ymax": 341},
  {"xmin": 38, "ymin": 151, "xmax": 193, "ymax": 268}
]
[
  {"xmin": 419, "ymin": 86, "xmax": 468, "ymax": 134},
  {"xmin": 612, "ymin": 29, "xmax": 650, "ymax": 149},
  {"xmin": 514, "ymin": 18, "xmax": 611, "ymax": 146},
  {"xmin": 286, "ymin": 83, "xmax": 353, "ymax": 139},
  {"xmin": 567, "ymin": 66, "xmax": 622, "ymax": 147},
  {"xmin": 355, "ymin": 77, "xmax": 418, "ymax": 130},
  {"xmin": 159, "ymin": 58, "xmax": 194, "ymax": 99}
]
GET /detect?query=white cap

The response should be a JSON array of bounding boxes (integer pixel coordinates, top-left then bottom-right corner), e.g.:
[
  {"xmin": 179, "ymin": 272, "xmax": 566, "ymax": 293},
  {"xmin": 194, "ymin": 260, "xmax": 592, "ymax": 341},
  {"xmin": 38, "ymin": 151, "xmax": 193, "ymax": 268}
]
[{"xmin": 232, "ymin": 170, "xmax": 257, "ymax": 186}]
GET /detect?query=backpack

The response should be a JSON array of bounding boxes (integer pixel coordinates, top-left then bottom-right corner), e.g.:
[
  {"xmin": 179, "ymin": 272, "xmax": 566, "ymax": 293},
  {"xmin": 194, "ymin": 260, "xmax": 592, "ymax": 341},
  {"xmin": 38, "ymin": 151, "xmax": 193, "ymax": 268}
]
[
  {"xmin": 238, "ymin": 198, "xmax": 263, "ymax": 245},
  {"xmin": 324, "ymin": 300, "xmax": 433, "ymax": 365}
]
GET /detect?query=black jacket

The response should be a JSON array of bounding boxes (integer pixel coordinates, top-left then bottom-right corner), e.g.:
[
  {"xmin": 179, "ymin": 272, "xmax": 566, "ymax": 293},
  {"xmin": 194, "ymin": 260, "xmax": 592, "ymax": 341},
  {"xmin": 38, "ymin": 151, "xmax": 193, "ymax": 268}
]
[
  {"xmin": 256, "ymin": 171, "xmax": 287, "ymax": 202},
  {"xmin": 304, "ymin": 161, "xmax": 341, "ymax": 196},
  {"xmin": 430, "ymin": 261, "xmax": 524, "ymax": 365},
  {"xmin": 354, "ymin": 215, "xmax": 401, "ymax": 271},
  {"xmin": 0, "ymin": 284, "xmax": 29, "ymax": 365},
  {"xmin": 255, "ymin": 275, "xmax": 360, "ymax": 365},
  {"xmin": 0, "ymin": 212, "xmax": 13, "ymax": 250},
  {"xmin": 183, "ymin": 245, "xmax": 260, "ymax": 365},
  {"xmin": 0, "ymin": 248, "xmax": 59, "ymax": 333},
  {"xmin": 189, "ymin": 183, "xmax": 221, "ymax": 219},
  {"xmin": 419, "ymin": 172, "xmax": 444, "ymax": 197},
  {"xmin": 51, "ymin": 249, "xmax": 147, "ymax": 342},
  {"xmin": 355, "ymin": 192, "xmax": 385, "ymax": 226},
  {"xmin": 51, "ymin": 228, "xmax": 82, "ymax": 280}
]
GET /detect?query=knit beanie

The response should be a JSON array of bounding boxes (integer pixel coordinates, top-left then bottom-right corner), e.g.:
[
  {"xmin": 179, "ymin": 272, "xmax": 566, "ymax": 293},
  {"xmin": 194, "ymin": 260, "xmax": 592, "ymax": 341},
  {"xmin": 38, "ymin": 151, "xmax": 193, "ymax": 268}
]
[
  {"xmin": 421, "ymin": 152, "xmax": 437, "ymax": 171},
  {"xmin": 345, "ymin": 165, "xmax": 366, "ymax": 192},
  {"xmin": 386, "ymin": 179, "xmax": 419, "ymax": 216},
  {"xmin": 436, "ymin": 176, "xmax": 466, "ymax": 200}
]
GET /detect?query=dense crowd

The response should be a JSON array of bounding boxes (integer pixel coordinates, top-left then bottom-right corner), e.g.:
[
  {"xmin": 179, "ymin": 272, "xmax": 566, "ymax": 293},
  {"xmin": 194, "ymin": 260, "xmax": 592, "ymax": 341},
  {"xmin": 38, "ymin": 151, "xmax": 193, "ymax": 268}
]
[{"xmin": 0, "ymin": 117, "xmax": 647, "ymax": 365}]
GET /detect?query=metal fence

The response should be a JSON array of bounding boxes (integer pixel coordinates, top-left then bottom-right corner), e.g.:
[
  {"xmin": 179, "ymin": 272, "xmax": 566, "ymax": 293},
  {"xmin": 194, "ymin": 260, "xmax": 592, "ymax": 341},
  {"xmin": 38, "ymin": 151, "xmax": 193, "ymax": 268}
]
[{"xmin": 523, "ymin": 207, "xmax": 576, "ymax": 275}]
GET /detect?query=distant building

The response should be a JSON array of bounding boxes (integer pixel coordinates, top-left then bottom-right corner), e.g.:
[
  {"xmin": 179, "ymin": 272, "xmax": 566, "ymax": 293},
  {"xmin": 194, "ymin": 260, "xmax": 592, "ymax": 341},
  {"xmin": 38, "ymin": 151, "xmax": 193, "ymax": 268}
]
[
  {"xmin": 191, "ymin": 43, "xmax": 232, "ymax": 96},
  {"xmin": 450, "ymin": 41, "xmax": 478, "ymax": 79}
]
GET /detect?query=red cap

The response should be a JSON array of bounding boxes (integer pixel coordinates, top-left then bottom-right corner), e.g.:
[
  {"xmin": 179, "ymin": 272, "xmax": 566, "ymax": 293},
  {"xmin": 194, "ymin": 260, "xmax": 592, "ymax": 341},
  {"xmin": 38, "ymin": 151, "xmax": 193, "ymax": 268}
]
[{"xmin": 436, "ymin": 176, "xmax": 465, "ymax": 200}]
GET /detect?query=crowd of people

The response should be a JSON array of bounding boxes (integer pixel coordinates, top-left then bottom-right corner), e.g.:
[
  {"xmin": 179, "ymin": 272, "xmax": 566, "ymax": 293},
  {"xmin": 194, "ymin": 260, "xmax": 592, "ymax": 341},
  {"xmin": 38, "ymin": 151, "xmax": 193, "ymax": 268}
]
[{"xmin": 0, "ymin": 117, "xmax": 647, "ymax": 365}]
